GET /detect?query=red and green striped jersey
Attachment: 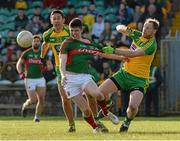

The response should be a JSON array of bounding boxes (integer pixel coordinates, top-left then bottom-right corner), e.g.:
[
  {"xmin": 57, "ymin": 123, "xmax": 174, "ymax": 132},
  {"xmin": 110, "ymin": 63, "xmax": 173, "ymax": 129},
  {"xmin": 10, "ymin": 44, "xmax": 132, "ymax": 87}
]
[
  {"xmin": 21, "ymin": 48, "xmax": 44, "ymax": 78},
  {"xmin": 61, "ymin": 38, "xmax": 102, "ymax": 74}
]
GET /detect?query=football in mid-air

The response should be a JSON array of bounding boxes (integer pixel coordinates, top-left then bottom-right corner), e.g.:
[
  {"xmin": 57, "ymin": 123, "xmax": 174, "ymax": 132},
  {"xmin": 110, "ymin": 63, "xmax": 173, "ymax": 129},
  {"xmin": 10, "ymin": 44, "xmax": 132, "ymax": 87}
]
[{"xmin": 16, "ymin": 30, "xmax": 33, "ymax": 48}]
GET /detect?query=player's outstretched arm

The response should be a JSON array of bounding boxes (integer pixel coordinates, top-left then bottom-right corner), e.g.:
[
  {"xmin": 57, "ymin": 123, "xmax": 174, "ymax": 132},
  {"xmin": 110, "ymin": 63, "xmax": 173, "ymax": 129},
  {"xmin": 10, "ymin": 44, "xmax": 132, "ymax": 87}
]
[
  {"xmin": 98, "ymin": 53, "xmax": 129, "ymax": 62},
  {"xmin": 102, "ymin": 45, "xmax": 145, "ymax": 57}
]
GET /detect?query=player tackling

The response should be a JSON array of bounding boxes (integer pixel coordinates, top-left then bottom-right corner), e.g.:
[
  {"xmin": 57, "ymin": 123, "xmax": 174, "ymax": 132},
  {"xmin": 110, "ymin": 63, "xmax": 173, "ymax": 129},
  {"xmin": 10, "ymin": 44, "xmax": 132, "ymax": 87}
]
[{"xmin": 101, "ymin": 18, "xmax": 159, "ymax": 132}]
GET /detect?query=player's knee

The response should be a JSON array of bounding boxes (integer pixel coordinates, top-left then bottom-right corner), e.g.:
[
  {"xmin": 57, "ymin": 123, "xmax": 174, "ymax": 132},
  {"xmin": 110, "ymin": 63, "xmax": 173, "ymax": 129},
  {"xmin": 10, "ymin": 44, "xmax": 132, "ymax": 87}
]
[
  {"xmin": 38, "ymin": 95, "xmax": 45, "ymax": 103},
  {"xmin": 83, "ymin": 109, "xmax": 91, "ymax": 117},
  {"xmin": 96, "ymin": 94, "xmax": 104, "ymax": 101},
  {"xmin": 128, "ymin": 104, "xmax": 138, "ymax": 112},
  {"xmin": 29, "ymin": 98, "xmax": 37, "ymax": 104}
]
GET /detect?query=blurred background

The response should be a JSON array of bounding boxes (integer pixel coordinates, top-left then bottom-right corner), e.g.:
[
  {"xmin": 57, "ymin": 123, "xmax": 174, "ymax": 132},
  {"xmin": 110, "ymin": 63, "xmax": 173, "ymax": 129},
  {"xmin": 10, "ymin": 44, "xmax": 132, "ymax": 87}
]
[{"xmin": 0, "ymin": 0, "xmax": 180, "ymax": 117}]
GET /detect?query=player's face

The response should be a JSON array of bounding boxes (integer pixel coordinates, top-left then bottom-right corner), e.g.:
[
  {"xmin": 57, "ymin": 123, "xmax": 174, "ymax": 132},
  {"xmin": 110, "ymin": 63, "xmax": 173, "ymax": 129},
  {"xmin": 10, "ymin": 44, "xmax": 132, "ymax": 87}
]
[
  {"xmin": 32, "ymin": 38, "xmax": 41, "ymax": 50},
  {"xmin": 50, "ymin": 13, "xmax": 65, "ymax": 30},
  {"xmin": 142, "ymin": 22, "xmax": 156, "ymax": 38},
  {"xmin": 70, "ymin": 27, "xmax": 82, "ymax": 39}
]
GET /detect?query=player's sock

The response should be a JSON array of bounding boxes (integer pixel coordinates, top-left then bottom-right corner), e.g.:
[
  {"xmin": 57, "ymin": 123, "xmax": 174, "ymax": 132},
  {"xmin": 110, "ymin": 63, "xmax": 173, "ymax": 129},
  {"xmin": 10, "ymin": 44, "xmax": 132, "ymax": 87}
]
[
  {"xmin": 123, "ymin": 115, "xmax": 132, "ymax": 127},
  {"xmin": 69, "ymin": 121, "xmax": 75, "ymax": 127},
  {"xmin": 68, "ymin": 121, "xmax": 76, "ymax": 132},
  {"xmin": 84, "ymin": 116, "xmax": 98, "ymax": 129},
  {"xmin": 34, "ymin": 114, "xmax": 40, "ymax": 122},
  {"xmin": 23, "ymin": 99, "xmax": 32, "ymax": 108},
  {"xmin": 97, "ymin": 99, "xmax": 108, "ymax": 116}
]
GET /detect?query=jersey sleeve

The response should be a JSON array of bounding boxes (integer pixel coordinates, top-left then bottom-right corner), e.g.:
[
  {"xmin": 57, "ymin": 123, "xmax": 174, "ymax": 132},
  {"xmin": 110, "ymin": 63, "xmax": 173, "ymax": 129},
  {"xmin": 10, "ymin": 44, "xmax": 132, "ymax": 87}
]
[
  {"xmin": 60, "ymin": 38, "xmax": 74, "ymax": 54},
  {"xmin": 143, "ymin": 39, "xmax": 157, "ymax": 55},
  {"xmin": 42, "ymin": 27, "xmax": 54, "ymax": 43},
  {"xmin": 90, "ymin": 41, "xmax": 103, "ymax": 50},
  {"xmin": 126, "ymin": 27, "xmax": 142, "ymax": 38}
]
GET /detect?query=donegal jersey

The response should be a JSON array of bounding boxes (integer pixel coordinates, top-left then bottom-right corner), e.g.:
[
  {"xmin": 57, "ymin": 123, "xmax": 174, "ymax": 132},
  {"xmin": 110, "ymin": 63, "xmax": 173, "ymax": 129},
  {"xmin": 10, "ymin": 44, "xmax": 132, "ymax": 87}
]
[
  {"xmin": 21, "ymin": 48, "xmax": 43, "ymax": 78},
  {"xmin": 42, "ymin": 25, "xmax": 70, "ymax": 66},
  {"xmin": 61, "ymin": 39, "xmax": 102, "ymax": 74},
  {"xmin": 123, "ymin": 28, "xmax": 157, "ymax": 79}
]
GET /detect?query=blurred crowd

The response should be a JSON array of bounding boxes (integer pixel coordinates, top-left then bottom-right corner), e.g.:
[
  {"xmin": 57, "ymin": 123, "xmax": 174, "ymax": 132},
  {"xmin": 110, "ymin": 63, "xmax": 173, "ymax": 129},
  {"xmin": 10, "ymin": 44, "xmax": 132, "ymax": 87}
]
[{"xmin": 0, "ymin": 0, "xmax": 176, "ymax": 84}]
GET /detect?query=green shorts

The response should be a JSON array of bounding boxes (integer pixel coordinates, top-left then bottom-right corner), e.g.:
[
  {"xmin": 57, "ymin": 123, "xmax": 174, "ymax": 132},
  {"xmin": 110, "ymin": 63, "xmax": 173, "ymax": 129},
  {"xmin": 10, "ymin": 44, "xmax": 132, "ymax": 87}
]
[
  {"xmin": 55, "ymin": 66, "xmax": 61, "ymax": 84},
  {"xmin": 111, "ymin": 69, "xmax": 149, "ymax": 94}
]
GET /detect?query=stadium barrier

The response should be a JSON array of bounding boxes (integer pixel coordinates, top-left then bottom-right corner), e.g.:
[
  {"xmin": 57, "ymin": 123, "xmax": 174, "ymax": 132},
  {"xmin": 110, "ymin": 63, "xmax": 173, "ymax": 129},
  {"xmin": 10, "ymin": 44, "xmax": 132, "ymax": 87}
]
[{"xmin": 160, "ymin": 38, "xmax": 180, "ymax": 114}]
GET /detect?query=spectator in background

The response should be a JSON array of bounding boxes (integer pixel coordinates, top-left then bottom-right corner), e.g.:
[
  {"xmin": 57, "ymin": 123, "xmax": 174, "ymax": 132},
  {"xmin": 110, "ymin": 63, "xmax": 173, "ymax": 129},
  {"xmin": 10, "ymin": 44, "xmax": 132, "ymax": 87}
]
[
  {"xmin": 145, "ymin": 65, "xmax": 162, "ymax": 116},
  {"xmin": 26, "ymin": 15, "xmax": 42, "ymax": 34},
  {"xmin": 138, "ymin": 4, "xmax": 163, "ymax": 41},
  {"xmin": 43, "ymin": 0, "xmax": 67, "ymax": 8},
  {"xmin": 1, "ymin": 55, "xmax": 19, "ymax": 83},
  {"xmin": 78, "ymin": 13, "xmax": 90, "ymax": 39},
  {"xmin": 92, "ymin": 14, "xmax": 104, "ymax": 41},
  {"xmin": 32, "ymin": 6, "xmax": 45, "ymax": 23},
  {"xmin": 133, "ymin": 4, "xmax": 143, "ymax": 23},
  {"xmin": 65, "ymin": 4, "xmax": 77, "ymax": 25},
  {"xmin": 81, "ymin": 5, "xmax": 95, "ymax": 32},
  {"xmin": 0, "ymin": 0, "xmax": 15, "ymax": 8},
  {"xmin": 89, "ymin": 4, "xmax": 98, "ymax": 19},
  {"xmin": 15, "ymin": 0, "xmax": 28, "ymax": 10},
  {"xmin": 1, "ymin": 40, "xmax": 18, "ymax": 63},
  {"xmin": 14, "ymin": 8, "xmax": 29, "ymax": 31},
  {"xmin": 4, "ymin": 30, "xmax": 16, "ymax": 47},
  {"xmin": 99, "ymin": 22, "xmax": 113, "ymax": 44},
  {"xmin": 116, "ymin": 2, "xmax": 133, "ymax": 25}
]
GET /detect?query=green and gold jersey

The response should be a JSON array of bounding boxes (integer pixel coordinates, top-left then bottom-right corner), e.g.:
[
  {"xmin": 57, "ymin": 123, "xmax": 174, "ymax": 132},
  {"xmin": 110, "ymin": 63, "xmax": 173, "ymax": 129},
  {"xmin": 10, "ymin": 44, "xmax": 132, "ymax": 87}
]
[
  {"xmin": 123, "ymin": 28, "xmax": 157, "ymax": 79},
  {"xmin": 61, "ymin": 38, "xmax": 102, "ymax": 74},
  {"xmin": 42, "ymin": 25, "xmax": 70, "ymax": 66}
]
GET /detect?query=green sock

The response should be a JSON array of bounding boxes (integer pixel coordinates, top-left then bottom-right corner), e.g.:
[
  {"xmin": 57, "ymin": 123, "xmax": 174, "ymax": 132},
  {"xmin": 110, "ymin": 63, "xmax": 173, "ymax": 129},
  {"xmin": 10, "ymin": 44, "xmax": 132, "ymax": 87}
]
[
  {"xmin": 123, "ymin": 115, "xmax": 132, "ymax": 127},
  {"xmin": 69, "ymin": 121, "xmax": 75, "ymax": 127},
  {"xmin": 106, "ymin": 99, "xmax": 113, "ymax": 107}
]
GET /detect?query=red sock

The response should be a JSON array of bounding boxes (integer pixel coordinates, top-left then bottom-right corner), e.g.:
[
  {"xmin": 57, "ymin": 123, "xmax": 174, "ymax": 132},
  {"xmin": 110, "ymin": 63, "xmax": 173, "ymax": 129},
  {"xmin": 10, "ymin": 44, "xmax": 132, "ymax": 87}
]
[
  {"xmin": 97, "ymin": 100, "xmax": 108, "ymax": 116},
  {"xmin": 84, "ymin": 116, "xmax": 98, "ymax": 129}
]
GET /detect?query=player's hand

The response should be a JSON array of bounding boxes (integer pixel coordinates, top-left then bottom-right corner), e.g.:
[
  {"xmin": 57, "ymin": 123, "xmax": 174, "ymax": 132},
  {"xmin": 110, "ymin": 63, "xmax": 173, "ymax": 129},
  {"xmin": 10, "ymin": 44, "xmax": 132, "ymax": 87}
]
[
  {"xmin": 116, "ymin": 25, "xmax": 127, "ymax": 32},
  {"xmin": 19, "ymin": 72, "xmax": 25, "ymax": 80},
  {"xmin": 40, "ymin": 57, "xmax": 46, "ymax": 66},
  {"xmin": 102, "ymin": 45, "xmax": 115, "ymax": 54}
]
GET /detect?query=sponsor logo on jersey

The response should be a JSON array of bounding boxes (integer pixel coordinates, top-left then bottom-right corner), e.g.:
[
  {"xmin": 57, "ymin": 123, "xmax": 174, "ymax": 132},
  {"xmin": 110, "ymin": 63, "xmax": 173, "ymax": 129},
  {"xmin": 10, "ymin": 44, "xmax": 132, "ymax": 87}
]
[
  {"xmin": 130, "ymin": 44, "xmax": 137, "ymax": 50},
  {"xmin": 28, "ymin": 58, "xmax": 41, "ymax": 64}
]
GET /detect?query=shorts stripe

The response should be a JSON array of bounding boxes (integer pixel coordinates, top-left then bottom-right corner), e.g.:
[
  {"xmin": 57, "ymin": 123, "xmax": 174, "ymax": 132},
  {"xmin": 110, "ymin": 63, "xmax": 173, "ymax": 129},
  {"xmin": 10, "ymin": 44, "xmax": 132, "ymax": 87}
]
[{"xmin": 110, "ymin": 77, "xmax": 122, "ymax": 90}]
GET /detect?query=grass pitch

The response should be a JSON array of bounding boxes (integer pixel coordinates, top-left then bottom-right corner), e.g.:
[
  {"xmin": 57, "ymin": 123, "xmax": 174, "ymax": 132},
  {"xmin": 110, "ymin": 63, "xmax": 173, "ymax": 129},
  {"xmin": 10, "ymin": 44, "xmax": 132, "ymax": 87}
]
[{"xmin": 0, "ymin": 116, "xmax": 180, "ymax": 140}]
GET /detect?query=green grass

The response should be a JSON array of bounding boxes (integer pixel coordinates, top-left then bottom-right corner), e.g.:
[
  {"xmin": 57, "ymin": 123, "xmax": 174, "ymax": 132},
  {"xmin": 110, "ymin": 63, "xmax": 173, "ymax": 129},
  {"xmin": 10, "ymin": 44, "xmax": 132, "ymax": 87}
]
[{"xmin": 1, "ymin": 116, "xmax": 180, "ymax": 140}]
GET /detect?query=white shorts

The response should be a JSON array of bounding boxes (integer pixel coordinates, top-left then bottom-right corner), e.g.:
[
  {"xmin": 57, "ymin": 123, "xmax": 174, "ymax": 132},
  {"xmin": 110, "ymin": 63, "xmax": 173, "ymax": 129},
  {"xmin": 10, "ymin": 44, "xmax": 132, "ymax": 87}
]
[
  {"xmin": 64, "ymin": 74, "xmax": 93, "ymax": 99},
  {"xmin": 25, "ymin": 77, "xmax": 46, "ymax": 91}
]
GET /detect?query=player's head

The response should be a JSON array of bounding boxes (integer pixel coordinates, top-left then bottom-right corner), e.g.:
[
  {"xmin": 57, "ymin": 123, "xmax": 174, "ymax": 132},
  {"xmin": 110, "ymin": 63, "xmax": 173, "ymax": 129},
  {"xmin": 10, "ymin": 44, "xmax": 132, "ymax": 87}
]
[
  {"xmin": 50, "ymin": 9, "xmax": 65, "ymax": 30},
  {"xmin": 32, "ymin": 35, "xmax": 41, "ymax": 50},
  {"xmin": 69, "ymin": 18, "xmax": 83, "ymax": 39},
  {"xmin": 142, "ymin": 18, "xmax": 159, "ymax": 38}
]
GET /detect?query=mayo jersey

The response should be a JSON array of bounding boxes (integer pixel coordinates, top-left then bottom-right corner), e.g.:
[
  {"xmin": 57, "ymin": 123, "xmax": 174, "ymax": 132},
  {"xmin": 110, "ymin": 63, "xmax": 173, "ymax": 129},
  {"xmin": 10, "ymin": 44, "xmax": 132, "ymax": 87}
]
[
  {"xmin": 123, "ymin": 28, "xmax": 157, "ymax": 79},
  {"xmin": 21, "ymin": 48, "xmax": 43, "ymax": 78},
  {"xmin": 42, "ymin": 25, "xmax": 70, "ymax": 66},
  {"xmin": 61, "ymin": 38, "xmax": 102, "ymax": 74}
]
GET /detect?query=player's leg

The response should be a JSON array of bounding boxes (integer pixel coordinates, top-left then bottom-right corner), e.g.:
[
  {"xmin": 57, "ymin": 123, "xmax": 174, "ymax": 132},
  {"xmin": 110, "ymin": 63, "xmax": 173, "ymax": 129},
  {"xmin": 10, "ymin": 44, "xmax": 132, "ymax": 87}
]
[
  {"xmin": 119, "ymin": 89, "xmax": 143, "ymax": 132},
  {"xmin": 56, "ymin": 66, "xmax": 75, "ymax": 132},
  {"xmin": 84, "ymin": 80, "xmax": 119, "ymax": 125},
  {"xmin": 22, "ymin": 79, "xmax": 37, "ymax": 117},
  {"xmin": 58, "ymin": 84, "xmax": 75, "ymax": 132},
  {"xmin": 71, "ymin": 94, "xmax": 102, "ymax": 133},
  {"xmin": 86, "ymin": 94, "xmax": 109, "ymax": 132},
  {"xmin": 34, "ymin": 78, "xmax": 46, "ymax": 122}
]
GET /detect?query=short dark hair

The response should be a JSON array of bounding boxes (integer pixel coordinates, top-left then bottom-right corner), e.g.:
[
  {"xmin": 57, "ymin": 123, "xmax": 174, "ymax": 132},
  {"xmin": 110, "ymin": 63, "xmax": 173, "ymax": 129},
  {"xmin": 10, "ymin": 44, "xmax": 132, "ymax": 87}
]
[
  {"xmin": 50, "ymin": 9, "xmax": 64, "ymax": 18},
  {"xmin": 145, "ymin": 18, "xmax": 159, "ymax": 30},
  {"xmin": 33, "ymin": 35, "xmax": 41, "ymax": 41},
  {"xmin": 69, "ymin": 18, "xmax": 82, "ymax": 29}
]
